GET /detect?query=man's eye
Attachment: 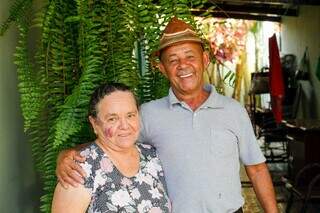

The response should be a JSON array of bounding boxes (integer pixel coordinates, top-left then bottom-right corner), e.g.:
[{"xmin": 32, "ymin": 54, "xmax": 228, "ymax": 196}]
[
  {"xmin": 187, "ymin": 55, "xmax": 195, "ymax": 59},
  {"xmin": 169, "ymin": 59, "xmax": 178, "ymax": 64}
]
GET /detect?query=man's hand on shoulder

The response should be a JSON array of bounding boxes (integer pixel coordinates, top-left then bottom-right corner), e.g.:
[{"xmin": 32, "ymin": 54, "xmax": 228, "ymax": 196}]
[{"xmin": 56, "ymin": 147, "xmax": 87, "ymax": 189}]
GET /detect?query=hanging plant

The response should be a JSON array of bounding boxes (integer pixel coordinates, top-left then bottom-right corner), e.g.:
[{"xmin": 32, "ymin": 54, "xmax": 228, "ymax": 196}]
[
  {"xmin": 1, "ymin": 0, "xmax": 212, "ymax": 211},
  {"xmin": 198, "ymin": 17, "xmax": 255, "ymax": 95}
]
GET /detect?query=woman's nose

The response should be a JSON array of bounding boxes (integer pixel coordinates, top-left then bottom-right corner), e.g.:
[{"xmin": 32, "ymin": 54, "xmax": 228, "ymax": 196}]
[{"xmin": 119, "ymin": 118, "xmax": 129, "ymax": 129}]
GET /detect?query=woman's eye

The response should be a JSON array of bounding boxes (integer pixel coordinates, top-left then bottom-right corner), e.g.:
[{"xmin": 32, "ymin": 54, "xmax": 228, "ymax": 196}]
[
  {"xmin": 128, "ymin": 113, "xmax": 136, "ymax": 118},
  {"xmin": 107, "ymin": 117, "xmax": 117, "ymax": 122}
]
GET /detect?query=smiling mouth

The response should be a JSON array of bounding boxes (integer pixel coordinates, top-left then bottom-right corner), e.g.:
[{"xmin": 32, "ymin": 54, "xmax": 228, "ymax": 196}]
[
  {"xmin": 179, "ymin": 73, "xmax": 193, "ymax": 78},
  {"xmin": 118, "ymin": 133, "xmax": 131, "ymax": 137}
]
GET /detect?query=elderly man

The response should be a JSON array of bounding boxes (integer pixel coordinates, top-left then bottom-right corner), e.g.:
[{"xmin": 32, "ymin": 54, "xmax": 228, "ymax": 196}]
[{"xmin": 57, "ymin": 17, "xmax": 278, "ymax": 213}]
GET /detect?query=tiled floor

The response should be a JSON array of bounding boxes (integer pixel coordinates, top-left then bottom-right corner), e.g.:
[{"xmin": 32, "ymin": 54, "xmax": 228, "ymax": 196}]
[
  {"xmin": 239, "ymin": 137, "xmax": 288, "ymax": 212},
  {"xmin": 240, "ymin": 143, "xmax": 320, "ymax": 213},
  {"xmin": 240, "ymin": 163, "xmax": 287, "ymax": 212}
]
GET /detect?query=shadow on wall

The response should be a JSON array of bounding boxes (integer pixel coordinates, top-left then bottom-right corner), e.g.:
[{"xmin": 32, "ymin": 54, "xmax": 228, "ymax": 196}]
[{"xmin": 0, "ymin": 13, "xmax": 42, "ymax": 213}]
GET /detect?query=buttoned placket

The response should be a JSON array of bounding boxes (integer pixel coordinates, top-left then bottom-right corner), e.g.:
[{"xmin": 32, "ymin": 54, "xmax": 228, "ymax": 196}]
[
  {"xmin": 192, "ymin": 106, "xmax": 210, "ymax": 129},
  {"xmin": 192, "ymin": 111, "xmax": 198, "ymax": 129}
]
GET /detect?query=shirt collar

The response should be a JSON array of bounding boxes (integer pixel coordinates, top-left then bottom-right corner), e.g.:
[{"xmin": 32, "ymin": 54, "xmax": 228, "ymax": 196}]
[{"xmin": 168, "ymin": 84, "xmax": 225, "ymax": 109}]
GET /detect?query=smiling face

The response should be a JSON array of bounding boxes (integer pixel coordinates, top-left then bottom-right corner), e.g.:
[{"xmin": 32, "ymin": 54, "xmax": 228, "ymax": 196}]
[
  {"xmin": 159, "ymin": 42, "xmax": 209, "ymax": 99},
  {"xmin": 89, "ymin": 91, "xmax": 140, "ymax": 151}
]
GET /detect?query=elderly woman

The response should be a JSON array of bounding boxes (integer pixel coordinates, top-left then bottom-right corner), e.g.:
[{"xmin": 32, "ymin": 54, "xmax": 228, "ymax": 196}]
[{"xmin": 52, "ymin": 83, "xmax": 171, "ymax": 212}]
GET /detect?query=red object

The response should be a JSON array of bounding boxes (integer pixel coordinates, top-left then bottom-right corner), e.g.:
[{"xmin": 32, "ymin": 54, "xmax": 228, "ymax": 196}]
[{"xmin": 268, "ymin": 34, "xmax": 285, "ymax": 123}]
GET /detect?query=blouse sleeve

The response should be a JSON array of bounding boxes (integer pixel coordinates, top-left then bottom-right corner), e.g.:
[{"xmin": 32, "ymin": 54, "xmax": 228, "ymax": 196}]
[{"xmin": 79, "ymin": 146, "xmax": 95, "ymax": 195}]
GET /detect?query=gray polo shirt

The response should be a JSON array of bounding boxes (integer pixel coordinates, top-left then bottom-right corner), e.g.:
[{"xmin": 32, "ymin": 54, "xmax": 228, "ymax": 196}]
[{"xmin": 139, "ymin": 84, "xmax": 265, "ymax": 213}]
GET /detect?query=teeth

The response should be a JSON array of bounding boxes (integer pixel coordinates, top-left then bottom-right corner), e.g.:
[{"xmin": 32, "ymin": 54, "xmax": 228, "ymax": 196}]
[{"xmin": 180, "ymin": 73, "xmax": 192, "ymax": 78}]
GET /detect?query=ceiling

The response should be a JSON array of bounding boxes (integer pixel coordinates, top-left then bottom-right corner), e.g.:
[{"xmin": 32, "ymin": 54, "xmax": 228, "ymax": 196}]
[{"xmin": 191, "ymin": 0, "xmax": 320, "ymax": 22}]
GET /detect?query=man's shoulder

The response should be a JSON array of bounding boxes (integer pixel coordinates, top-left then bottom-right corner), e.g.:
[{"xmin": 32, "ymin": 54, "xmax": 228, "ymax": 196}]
[
  {"xmin": 215, "ymin": 92, "xmax": 244, "ymax": 111},
  {"xmin": 205, "ymin": 84, "xmax": 243, "ymax": 112},
  {"xmin": 141, "ymin": 96, "xmax": 169, "ymax": 112},
  {"xmin": 214, "ymin": 93, "xmax": 251, "ymax": 128}
]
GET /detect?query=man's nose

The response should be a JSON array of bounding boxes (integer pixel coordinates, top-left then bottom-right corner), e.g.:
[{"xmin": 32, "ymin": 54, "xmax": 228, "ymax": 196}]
[{"xmin": 177, "ymin": 58, "xmax": 189, "ymax": 69}]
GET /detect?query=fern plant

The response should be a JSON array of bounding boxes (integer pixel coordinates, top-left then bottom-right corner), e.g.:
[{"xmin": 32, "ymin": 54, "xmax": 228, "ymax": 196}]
[{"xmin": 1, "ymin": 0, "xmax": 211, "ymax": 211}]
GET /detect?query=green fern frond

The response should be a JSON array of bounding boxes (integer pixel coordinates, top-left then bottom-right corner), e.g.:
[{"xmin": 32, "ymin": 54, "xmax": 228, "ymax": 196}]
[
  {"xmin": 52, "ymin": 0, "xmax": 104, "ymax": 149},
  {"xmin": 14, "ymin": 21, "xmax": 43, "ymax": 131},
  {"xmin": 0, "ymin": 0, "xmax": 33, "ymax": 36}
]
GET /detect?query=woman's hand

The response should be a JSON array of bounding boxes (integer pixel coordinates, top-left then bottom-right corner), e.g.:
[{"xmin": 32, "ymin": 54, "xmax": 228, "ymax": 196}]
[{"xmin": 56, "ymin": 148, "xmax": 87, "ymax": 188}]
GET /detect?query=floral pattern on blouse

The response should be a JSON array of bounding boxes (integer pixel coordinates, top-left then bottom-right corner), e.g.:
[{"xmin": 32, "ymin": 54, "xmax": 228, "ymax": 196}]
[{"xmin": 80, "ymin": 143, "xmax": 171, "ymax": 213}]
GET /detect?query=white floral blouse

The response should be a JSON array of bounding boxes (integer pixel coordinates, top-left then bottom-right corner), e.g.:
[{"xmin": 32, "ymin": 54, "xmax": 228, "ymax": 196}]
[{"xmin": 80, "ymin": 142, "xmax": 171, "ymax": 213}]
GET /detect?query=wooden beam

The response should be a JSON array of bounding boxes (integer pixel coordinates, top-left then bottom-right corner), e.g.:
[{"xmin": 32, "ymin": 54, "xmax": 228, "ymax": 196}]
[
  {"xmin": 203, "ymin": 3, "xmax": 298, "ymax": 16},
  {"xmin": 293, "ymin": 0, "xmax": 320, "ymax": 5},
  {"xmin": 191, "ymin": 9, "xmax": 282, "ymax": 22},
  {"xmin": 211, "ymin": 0, "xmax": 294, "ymax": 6},
  {"xmin": 212, "ymin": 0, "xmax": 320, "ymax": 6}
]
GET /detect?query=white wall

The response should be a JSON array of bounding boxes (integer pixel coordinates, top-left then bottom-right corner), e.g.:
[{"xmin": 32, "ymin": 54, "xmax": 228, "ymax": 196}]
[
  {"xmin": 0, "ymin": 0, "xmax": 41, "ymax": 212},
  {"xmin": 281, "ymin": 5, "xmax": 320, "ymax": 118}
]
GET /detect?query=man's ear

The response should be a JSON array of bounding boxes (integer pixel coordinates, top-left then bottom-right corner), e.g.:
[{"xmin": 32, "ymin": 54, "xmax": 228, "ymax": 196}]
[
  {"xmin": 158, "ymin": 62, "xmax": 168, "ymax": 78},
  {"xmin": 202, "ymin": 51, "xmax": 210, "ymax": 69}
]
